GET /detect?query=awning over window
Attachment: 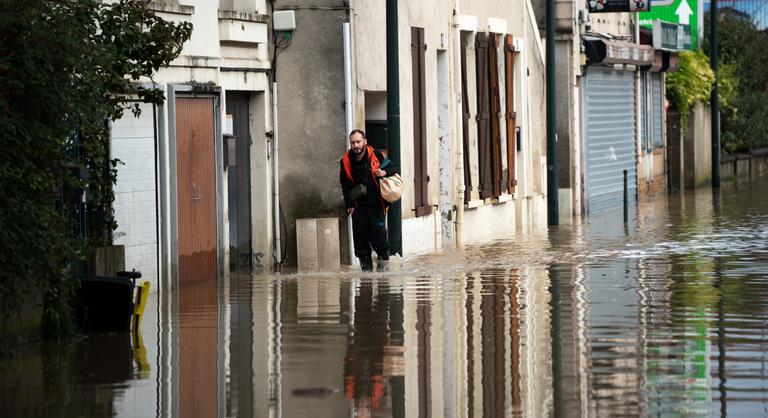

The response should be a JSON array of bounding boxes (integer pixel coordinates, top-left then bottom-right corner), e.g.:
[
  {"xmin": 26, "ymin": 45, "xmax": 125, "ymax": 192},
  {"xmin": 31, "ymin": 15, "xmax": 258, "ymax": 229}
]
[{"xmin": 584, "ymin": 39, "xmax": 655, "ymax": 66}]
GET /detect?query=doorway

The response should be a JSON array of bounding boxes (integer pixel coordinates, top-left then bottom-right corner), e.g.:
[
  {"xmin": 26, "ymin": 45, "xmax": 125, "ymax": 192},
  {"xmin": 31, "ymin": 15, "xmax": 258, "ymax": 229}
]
[
  {"xmin": 175, "ymin": 96, "xmax": 218, "ymax": 284},
  {"xmin": 225, "ymin": 92, "xmax": 253, "ymax": 273}
]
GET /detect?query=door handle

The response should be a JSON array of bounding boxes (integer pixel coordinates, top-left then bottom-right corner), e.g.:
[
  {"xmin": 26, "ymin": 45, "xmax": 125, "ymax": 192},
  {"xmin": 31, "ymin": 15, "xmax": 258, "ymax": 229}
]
[{"xmin": 192, "ymin": 182, "xmax": 201, "ymax": 202}]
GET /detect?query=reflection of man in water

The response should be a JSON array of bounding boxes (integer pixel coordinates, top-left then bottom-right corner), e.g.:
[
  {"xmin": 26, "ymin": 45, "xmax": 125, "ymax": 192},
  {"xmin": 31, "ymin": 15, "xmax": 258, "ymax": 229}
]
[{"xmin": 344, "ymin": 281, "xmax": 395, "ymax": 415}]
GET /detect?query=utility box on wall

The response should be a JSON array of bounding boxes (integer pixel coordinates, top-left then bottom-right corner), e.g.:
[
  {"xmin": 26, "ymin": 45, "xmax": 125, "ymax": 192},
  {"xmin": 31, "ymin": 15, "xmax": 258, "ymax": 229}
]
[{"xmin": 296, "ymin": 218, "xmax": 340, "ymax": 273}]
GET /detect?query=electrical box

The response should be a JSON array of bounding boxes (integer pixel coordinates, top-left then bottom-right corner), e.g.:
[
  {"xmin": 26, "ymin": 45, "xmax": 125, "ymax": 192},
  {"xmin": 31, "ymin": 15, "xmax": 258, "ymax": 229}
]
[{"xmin": 273, "ymin": 11, "xmax": 296, "ymax": 31}]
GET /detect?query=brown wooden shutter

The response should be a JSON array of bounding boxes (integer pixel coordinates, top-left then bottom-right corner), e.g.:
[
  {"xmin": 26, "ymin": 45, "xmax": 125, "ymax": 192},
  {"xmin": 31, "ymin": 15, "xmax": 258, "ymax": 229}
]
[
  {"xmin": 488, "ymin": 34, "xmax": 503, "ymax": 198},
  {"xmin": 504, "ymin": 35, "xmax": 517, "ymax": 194},
  {"xmin": 411, "ymin": 27, "xmax": 431, "ymax": 217},
  {"xmin": 460, "ymin": 35, "xmax": 472, "ymax": 203},
  {"xmin": 475, "ymin": 33, "xmax": 492, "ymax": 199}
]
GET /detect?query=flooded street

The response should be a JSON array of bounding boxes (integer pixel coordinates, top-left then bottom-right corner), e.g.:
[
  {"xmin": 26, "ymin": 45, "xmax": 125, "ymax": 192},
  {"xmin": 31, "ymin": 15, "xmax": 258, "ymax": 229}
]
[{"xmin": 4, "ymin": 177, "xmax": 768, "ymax": 417}]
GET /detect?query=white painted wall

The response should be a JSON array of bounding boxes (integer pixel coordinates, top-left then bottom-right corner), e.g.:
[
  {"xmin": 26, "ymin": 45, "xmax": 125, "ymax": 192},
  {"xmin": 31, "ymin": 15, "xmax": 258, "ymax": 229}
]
[{"xmin": 111, "ymin": 103, "xmax": 159, "ymax": 288}]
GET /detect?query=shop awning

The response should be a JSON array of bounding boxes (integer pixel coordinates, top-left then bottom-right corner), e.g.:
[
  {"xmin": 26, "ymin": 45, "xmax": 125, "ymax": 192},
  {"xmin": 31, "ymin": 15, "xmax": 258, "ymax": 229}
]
[{"xmin": 584, "ymin": 39, "xmax": 655, "ymax": 66}]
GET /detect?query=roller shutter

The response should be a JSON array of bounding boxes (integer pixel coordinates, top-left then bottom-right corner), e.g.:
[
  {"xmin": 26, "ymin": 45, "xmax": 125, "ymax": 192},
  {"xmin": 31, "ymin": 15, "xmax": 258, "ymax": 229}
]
[{"xmin": 583, "ymin": 66, "xmax": 637, "ymax": 213}]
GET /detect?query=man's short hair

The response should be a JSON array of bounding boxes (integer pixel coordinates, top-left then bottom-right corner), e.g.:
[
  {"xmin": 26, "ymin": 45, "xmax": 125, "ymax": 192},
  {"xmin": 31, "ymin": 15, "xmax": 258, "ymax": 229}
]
[{"xmin": 349, "ymin": 129, "xmax": 366, "ymax": 139}]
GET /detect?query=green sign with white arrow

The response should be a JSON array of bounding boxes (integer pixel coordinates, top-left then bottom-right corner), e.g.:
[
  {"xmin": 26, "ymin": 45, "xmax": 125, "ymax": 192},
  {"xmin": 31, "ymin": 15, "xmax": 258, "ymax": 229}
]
[{"xmin": 638, "ymin": 0, "xmax": 699, "ymax": 49}]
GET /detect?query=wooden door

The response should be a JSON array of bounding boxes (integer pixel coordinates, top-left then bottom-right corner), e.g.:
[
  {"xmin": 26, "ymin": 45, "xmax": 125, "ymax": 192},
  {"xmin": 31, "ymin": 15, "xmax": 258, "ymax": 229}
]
[{"xmin": 176, "ymin": 97, "xmax": 218, "ymax": 285}]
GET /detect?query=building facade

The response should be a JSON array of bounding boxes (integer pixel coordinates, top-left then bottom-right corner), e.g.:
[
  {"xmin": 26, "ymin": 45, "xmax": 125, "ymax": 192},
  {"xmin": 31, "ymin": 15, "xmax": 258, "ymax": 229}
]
[{"xmin": 111, "ymin": 0, "xmax": 272, "ymax": 288}]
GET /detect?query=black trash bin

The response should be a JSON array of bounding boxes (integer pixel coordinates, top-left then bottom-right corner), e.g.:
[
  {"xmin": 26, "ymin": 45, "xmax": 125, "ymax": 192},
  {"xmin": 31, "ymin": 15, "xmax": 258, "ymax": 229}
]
[{"xmin": 77, "ymin": 275, "xmax": 135, "ymax": 332}]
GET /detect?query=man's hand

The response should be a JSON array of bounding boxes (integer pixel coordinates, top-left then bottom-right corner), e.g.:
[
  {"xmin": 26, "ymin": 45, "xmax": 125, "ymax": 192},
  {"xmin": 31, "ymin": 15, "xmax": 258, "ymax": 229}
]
[
  {"xmin": 347, "ymin": 207, "xmax": 355, "ymax": 215},
  {"xmin": 375, "ymin": 169, "xmax": 386, "ymax": 177}
]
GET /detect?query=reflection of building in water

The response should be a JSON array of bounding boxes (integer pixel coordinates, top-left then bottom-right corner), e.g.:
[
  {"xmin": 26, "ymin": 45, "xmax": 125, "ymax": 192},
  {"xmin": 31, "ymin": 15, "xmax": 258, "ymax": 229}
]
[
  {"xmin": 281, "ymin": 277, "xmax": 349, "ymax": 417},
  {"xmin": 176, "ymin": 279, "xmax": 221, "ymax": 418},
  {"xmin": 344, "ymin": 279, "xmax": 401, "ymax": 417},
  {"xmin": 642, "ymin": 254, "xmax": 712, "ymax": 416},
  {"xmin": 393, "ymin": 265, "xmax": 577, "ymax": 417}
]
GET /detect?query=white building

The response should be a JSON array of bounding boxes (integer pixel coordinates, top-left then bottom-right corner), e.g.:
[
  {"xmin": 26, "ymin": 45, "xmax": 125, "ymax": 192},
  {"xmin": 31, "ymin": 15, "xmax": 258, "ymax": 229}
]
[{"xmin": 110, "ymin": 0, "xmax": 272, "ymax": 289}]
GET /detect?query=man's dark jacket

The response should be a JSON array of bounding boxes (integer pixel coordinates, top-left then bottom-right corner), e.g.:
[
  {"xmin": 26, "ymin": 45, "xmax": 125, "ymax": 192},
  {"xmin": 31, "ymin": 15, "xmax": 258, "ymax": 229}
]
[{"xmin": 339, "ymin": 148, "xmax": 397, "ymax": 209}]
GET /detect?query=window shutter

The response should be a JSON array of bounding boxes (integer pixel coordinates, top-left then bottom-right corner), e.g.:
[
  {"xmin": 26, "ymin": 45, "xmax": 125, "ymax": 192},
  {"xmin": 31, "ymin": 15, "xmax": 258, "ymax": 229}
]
[
  {"xmin": 488, "ymin": 34, "xmax": 503, "ymax": 198},
  {"xmin": 475, "ymin": 33, "xmax": 492, "ymax": 199},
  {"xmin": 460, "ymin": 35, "xmax": 472, "ymax": 203},
  {"xmin": 411, "ymin": 27, "xmax": 431, "ymax": 217},
  {"xmin": 504, "ymin": 35, "xmax": 517, "ymax": 194}
]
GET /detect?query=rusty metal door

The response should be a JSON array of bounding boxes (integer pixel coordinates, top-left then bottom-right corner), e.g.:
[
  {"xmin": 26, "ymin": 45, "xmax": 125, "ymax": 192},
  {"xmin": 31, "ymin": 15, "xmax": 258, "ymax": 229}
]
[{"xmin": 176, "ymin": 97, "xmax": 218, "ymax": 284}]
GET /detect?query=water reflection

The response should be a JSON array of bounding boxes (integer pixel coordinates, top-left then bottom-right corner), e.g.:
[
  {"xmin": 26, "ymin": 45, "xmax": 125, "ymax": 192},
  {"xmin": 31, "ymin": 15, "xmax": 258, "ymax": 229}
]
[{"xmin": 4, "ymin": 178, "xmax": 768, "ymax": 417}]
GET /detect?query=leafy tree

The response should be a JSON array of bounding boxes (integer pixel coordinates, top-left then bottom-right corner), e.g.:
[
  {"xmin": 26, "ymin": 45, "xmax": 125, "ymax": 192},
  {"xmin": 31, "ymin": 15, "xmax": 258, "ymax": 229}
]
[
  {"xmin": 665, "ymin": 49, "xmax": 715, "ymax": 123},
  {"xmin": 703, "ymin": 8, "xmax": 768, "ymax": 152},
  {"xmin": 0, "ymin": 0, "xmax": 191, "ymax": 339}
]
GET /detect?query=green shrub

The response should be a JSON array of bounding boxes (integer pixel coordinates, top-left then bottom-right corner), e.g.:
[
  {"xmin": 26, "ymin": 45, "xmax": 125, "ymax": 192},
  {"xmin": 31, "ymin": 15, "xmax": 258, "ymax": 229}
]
[
  {"xmin": 0, "ymin": 0, "xmax": 191, "ymax": 339},
  {"xmin": 666, "ymin": 50, "xmax": 714, "ymax": 124}
]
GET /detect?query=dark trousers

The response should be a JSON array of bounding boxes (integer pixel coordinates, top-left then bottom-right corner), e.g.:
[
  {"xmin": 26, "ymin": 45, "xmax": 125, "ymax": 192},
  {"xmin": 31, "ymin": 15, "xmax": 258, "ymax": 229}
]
[{"xmin": 351, "ymin": 205, "xmax": 389, "ymax": 271}]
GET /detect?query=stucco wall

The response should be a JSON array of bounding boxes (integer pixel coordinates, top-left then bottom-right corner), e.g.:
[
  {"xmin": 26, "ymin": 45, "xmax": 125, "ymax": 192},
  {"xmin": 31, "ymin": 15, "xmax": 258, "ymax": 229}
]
[{"xmin": 276, "ymin": 2, "xmax": 348, "ymax": 266}]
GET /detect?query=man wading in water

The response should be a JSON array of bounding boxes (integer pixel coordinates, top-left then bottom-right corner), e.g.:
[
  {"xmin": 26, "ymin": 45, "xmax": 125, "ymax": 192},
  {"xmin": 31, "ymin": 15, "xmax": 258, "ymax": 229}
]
[{"xmin": 339, "ymin": 129, "xmax": 397, "ymax": 272}]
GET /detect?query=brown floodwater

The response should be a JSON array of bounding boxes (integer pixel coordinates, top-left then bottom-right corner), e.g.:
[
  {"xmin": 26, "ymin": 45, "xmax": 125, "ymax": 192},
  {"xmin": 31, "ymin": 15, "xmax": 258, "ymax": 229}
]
[{"xmin": 3, "ymin": 177, "xmax": 768, "ymax": 417}]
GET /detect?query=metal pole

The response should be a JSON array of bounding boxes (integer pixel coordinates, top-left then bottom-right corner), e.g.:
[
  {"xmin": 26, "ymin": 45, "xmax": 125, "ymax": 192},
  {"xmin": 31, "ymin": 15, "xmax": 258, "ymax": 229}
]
[
  {"xmin": 546, "ymin": 0, "xmax": 559, "ymax": 225},
  {"xmin": 711, "ymin": 0, "xmax": 721, "ymax": 188},
  {"xmin": 386, "ymin": 0, "xmax": 402, "ymax": 255},
  {"xmin": 623, "ymin": 169, "xmax": 628, "ymax": 223},
  {"xmin": 343, "ymin": 23, "xmax": 358, "ymax": 266},
  {"xmin": 273, "ymin": 81, "xmax": 282, "ymax": 266}
]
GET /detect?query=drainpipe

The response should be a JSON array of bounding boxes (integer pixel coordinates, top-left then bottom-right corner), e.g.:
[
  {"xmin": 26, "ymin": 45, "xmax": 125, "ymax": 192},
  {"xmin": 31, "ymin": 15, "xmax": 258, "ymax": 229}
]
[
  {"xmin": 452, "ymin": 0, "xmax": 464, "ymax": 249},
  {"xmin": 343, "ymin": 22, "xmax": 357, "ymax": 266},
  {"xmin": 386, "ymin": 0, "xmax": 402, "ymax": 256},
  {"xmin": 546, "ymin": 0, "xmax": 559, "ymax": 225},
  {"xmin": 273, "ymin": 81, "xmax": 282, "ymax": 266}
]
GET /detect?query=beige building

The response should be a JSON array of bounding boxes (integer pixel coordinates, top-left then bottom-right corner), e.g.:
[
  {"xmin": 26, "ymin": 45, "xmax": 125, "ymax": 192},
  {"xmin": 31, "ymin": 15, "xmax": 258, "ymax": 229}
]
[
  {"xmin": 111, "ymin": 0, "xmax": 274, "ymax": 286},
  {"xmin": 275, "ymin": 0, "xmax": 549, "ymax": 266}
]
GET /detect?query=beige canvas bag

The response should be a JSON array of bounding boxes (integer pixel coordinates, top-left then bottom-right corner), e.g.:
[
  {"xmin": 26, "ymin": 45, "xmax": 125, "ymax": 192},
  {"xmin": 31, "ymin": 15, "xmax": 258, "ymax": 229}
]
[{"xmin": 379, "ymin": 173, "xmax": 404, "ymax": 203}]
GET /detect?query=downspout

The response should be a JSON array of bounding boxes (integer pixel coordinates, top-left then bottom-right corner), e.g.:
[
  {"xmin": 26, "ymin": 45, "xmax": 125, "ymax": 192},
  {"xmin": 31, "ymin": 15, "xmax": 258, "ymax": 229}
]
[
  {"xmin": 452, "ymin": 0, "xmax": 464, "ymax": 249},
  {"xmin": 272, "ymin": 81, "xmax": 282, "ymax": 267},
  {"xmin": 270, "ymin": 0, "xmax": 283, "ymax": 269},
  {"xmin": 386, "ymin": 0, "xmax": 402, "ymax": 256},
  {"xmin": 343, "ymin": 22, "xmax": 357, "ymax": 266}
]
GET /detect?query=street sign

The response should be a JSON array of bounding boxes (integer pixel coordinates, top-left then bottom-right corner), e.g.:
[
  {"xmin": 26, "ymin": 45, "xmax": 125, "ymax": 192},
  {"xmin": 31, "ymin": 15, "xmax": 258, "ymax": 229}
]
[
  {"xmin": 638, "ymin": 0, "xmax": 699, "ymax": 49},
  {"xmin": 652, "ymin": 20, "xmax": 693, "ymax": 50},
  {"xmin": 588, "ymin": 0, "xmax": 650, "ymax": 13}
]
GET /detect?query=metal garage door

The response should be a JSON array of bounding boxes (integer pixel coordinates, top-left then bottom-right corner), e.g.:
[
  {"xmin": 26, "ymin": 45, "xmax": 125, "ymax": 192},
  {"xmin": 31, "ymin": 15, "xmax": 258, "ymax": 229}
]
[
  {"xmin": 583, "ymin": 66, "xmax": 637, "ymax": 213},
  {"xmin": 652, "ymin": 72, "xmax": 663, "ymax": 148}
]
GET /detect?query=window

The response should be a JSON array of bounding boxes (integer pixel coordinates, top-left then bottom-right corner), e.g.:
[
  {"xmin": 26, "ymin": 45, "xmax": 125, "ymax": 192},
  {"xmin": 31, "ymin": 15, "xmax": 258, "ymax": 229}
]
[
  {"xmin": 411, "ymin": 27, "xmax": 431, "ymax": 217},
  {"xmin": 475, "ymin": 33, "xmax": 504, "ymax": 199}
]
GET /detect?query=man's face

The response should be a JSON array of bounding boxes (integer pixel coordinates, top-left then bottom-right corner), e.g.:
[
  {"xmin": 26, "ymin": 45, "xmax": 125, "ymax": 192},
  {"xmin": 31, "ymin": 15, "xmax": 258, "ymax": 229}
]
[{"xmin": 350, "ymin": 133, "xmax": 366, "ymax": 155}]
